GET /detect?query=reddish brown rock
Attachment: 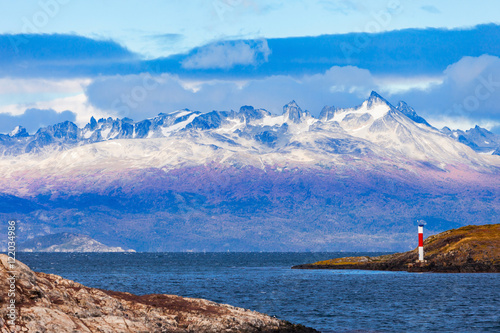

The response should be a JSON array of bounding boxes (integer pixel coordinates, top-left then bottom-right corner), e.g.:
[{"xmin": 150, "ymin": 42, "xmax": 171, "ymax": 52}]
[{"xmin": 0, "ymin": 255, "xmax": 316, "ymax": 332}]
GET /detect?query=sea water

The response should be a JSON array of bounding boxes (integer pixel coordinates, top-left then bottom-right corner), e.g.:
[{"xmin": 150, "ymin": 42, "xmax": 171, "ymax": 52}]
[{"xmin": 17, "ymin": 252, "xmax": 500, "ymax": 333}]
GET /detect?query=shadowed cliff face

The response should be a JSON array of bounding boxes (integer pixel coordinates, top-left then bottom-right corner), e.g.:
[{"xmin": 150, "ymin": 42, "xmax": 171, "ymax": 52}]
[
  {"xmin": 0, "ymin": 255, "xmax": 317, "ymax": 333},
  {"xmin": 293, "ymin": 224, "xmax": 500, "ymax": 273}
]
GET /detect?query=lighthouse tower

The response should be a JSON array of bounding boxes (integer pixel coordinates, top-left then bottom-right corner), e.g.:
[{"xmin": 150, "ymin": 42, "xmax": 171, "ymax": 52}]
[{"xmin": 417, "ymin": 220, "xmax": 426, "ymax": 262}]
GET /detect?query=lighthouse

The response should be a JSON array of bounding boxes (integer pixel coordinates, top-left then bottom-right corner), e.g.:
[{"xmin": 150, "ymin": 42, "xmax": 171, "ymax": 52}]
[{"xmin": 417, "ymin": 220, "xmax": 426, "ymax": 262}]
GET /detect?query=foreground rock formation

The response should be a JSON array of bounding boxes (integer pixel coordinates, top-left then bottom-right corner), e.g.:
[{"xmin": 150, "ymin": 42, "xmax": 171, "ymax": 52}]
[
  {"xmin": 0, "ymin": 255, "xmax": 316, "ymax": 332},
  {"xmin": 293, "ymin": 224, "xmax": 500, "ymax": 273}
]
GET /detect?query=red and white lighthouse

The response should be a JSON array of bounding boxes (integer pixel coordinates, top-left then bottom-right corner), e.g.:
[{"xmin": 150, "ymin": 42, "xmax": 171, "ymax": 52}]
[{"xmin": 417, "ymin": 220, "xmax": 425, "ymax": 262}]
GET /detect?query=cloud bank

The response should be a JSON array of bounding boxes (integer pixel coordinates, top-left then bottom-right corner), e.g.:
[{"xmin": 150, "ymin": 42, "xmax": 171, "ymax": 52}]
[
  {"xmin": 83, "ymin": 55, "xmax": 500, "ymax": 133},
  {"xmin": 0, "ymin": 108, "xmax": 76, "ymax": 133},
  {"xmin": 85, "ymin": 66, "xmax": 375, "ymax": 121},
  {"xmin": 0, "ymin": 34, "xmax": 138, "ymax": 78},
  {"xmin": 2, "ymin": 26, "xmax": 500, "ymax": 133},
  {"xmin": 182, "ymin": 39, "xmax": 271, "ymax": 69},
  {"xmin": 391, "ymin": 55, "xmax": 500, "ymax": 131},
  {"xmin": 2, "ymin": 25, "xmax": 500, "ymax": 79}
]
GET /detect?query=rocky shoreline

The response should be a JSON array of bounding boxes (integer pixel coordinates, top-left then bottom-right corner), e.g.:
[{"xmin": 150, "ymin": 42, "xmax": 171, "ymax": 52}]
[
  {"xmin": 293, "ymin": 224, "xmax": 500, "ymax": 273},
  {"xmin": 0, "ymin": 255, "xmax": 317, "ymax": 333}
]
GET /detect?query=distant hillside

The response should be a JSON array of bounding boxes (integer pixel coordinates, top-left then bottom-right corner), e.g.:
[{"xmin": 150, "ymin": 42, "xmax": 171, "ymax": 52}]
[
  {"xmin": 20, "ymin": 233, "xmax": 135, "ymax": 252},
  {"xmin": 293, "ymin": 224, "xmax": 500, "ymax": 272}
]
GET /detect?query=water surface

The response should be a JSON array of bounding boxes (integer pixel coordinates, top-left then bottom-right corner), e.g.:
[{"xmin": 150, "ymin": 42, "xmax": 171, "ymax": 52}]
[{"xmin": 17, "ymin": 252, "xmax": 500, "ymax": 332}]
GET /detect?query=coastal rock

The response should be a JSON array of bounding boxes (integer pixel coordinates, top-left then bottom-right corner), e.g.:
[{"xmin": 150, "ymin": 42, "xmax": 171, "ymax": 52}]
[
  {"xmin": 0, "ymin": 255, "xmax": 316, "ymax": 332},
  {"xmin": 292, "ymin": 224, "xmax": 500, "ymax": 273}
]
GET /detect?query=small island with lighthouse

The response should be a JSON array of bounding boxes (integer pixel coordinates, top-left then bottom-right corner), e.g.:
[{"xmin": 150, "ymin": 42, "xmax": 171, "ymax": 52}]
[{"xmin": 292, "ymin": 224, "xmax": 500, "ymax": 273}]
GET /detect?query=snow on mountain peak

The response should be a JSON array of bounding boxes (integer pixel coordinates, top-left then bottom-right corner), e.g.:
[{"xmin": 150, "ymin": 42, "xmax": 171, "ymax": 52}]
[
  {"xmin": 9, "ymin": 126, "xmax": 28, "ymax": 137},
  {"xmin": 284, "ymin": 100, "xmax": 299, "ymax": 108},
  {"xmin": 165, "ymin": 109, "xmax": 193, "ymax": 117},
  {"xmin": 319, "ymin": 106, "xmax": 336, "ymax": 121},
  {"xmin": 239, "ymin": 106, "xmax": 271, "ymax": 122},
  {"xmin": 396, "ymin": 101, "xmax": 431, "ymax": 127},
  {"xmin": 329, "ymin": 93, "xmax": 392, "ymax": 125},
  {"xmin": 0, "ymin": 91, "xmax": 498, "ymax": 170},
  {"xmin": 366, "ymin": 91, "xmax": 392, "ymax": 108}
]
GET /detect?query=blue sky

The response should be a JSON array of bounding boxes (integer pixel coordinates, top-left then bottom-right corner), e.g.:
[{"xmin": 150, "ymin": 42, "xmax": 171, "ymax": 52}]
[{"xmin": 1, "ymin": 0, "xmax": 500, "ymax": 133}]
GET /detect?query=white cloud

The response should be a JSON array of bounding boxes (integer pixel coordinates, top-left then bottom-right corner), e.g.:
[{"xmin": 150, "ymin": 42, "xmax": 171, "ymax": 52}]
[
  {"xmin": 375, "ymin": 76, "xmax": 444, "ymax": 95},
  {"xmin": 444, "ymin": 54, "xmax": 499, "ymax": 85},
  {"xmin": 306, "ymin": 66, "xmax": 375, "ymax": 98},
  {"xmin": 0, "ymin": 78, "xmax": 110, "ymax": 128},
  {"xmin": 0, "ymin": 94, "xmax": 108, "ymax": 127},
  {"xmin": 390, "ymin": 55, "xmax": 500, "ymax": 131},
  {"xmin": 84, "ymin": 65, "xmax": 376, "ymax": 120},
  {"xmin": 86, "ymin": 56, "xmax": 500, "ymax": 133},
  {"xmin": 181, "ymin": 39, "xmax": 271, "ymax": 69},
  {"xmin": 0, "ymin": 78, "xmax": 92, "ymax": 107},
  {"xmin": 426, "ymin": 116, "xmax": 500, "ymax": 132},
  {"xmin": 4, "ymin": 55, "xmax": 500, "ymax": 134},
  {"xmin": 0, "ymin": 78, "xmax": 91, "ymax": 95}
]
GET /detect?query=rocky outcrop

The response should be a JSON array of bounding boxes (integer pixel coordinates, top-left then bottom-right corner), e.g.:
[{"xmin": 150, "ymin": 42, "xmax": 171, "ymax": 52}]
[
  {"xmin": 292, "ymin": 224, "xmax": 500, "ymax": 273},
  {"xmin": 396, "ymin": 101, "xmax": 431, "ymax": 127},
  {"xmin": 282, "ymin": 101, "xmax": 305, "ymax": 123},
  {"xmin": 0, "ymin": 255, "xmax": 316, "ymax": 332}
]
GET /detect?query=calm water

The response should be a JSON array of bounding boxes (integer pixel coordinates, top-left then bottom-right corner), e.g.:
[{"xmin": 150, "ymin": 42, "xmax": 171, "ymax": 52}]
[{"xmin": 17, "ymin": 252, "xmax": 500, "ymax": 333}]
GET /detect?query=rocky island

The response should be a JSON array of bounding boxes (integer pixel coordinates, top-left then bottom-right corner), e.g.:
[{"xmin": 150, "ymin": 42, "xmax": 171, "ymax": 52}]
[
  {"xmin": 19, "ymin": 233, "xmax": 135, "ymax": 253},
  {"xmin": 0, "ymin": 255, "xmax": 317, "ymax": 332},
  {"xmin": 293, "ymin": 224, "xmax": 500, "ymax": 273}
]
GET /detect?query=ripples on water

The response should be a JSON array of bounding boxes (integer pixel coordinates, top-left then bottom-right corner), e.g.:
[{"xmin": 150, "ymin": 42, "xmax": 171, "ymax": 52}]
[{"xmin": 18, "ymin": 252, "xmax": 500, "ymax": 333}]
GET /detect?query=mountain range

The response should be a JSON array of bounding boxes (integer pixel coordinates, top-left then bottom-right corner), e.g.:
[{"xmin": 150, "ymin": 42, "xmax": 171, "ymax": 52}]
[
  {"xmin": 440, "ymin": 125, "xmax": 500, "ymax": 155},
  {"xmin": 2, "ymin": 92, "xmax": 499, "ymax": 157},
  {"xmin": 0, "ymin": 91, "xmax": 499, "ymax": 251}
]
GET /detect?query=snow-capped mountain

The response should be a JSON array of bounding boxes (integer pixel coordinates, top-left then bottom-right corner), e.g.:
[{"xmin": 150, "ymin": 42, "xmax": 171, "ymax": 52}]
[
  {"xmin": 0, "ymin": 109, "xmax": 203, "ymax": 155},
  {"xmin": 0, "ymin": 92, "xmax": 498, "ymax": 252}
]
